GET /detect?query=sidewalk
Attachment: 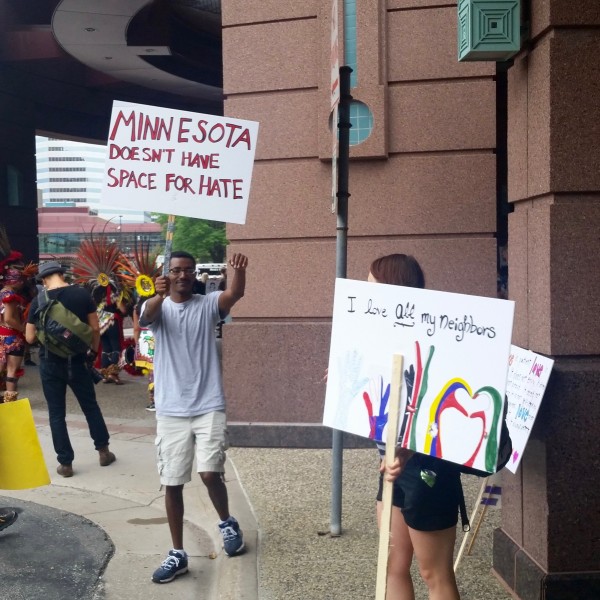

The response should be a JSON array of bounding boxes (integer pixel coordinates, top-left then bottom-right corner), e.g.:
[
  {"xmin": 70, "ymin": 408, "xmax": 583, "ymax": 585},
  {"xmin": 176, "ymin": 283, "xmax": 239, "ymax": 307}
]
[
  {"xmin": 1, "ymin": 364, "xmax": 258, "ymax": 600},
  {"xmin": 1, "ymin": 360, "xmax": 513, "ymax": 599}
]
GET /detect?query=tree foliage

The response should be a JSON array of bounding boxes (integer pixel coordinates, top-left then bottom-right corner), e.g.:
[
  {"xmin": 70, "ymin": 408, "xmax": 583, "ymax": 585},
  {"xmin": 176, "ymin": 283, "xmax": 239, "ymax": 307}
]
[{"xmin": 154, "ymin": 214, "xmax": 228, "ymax": 262}]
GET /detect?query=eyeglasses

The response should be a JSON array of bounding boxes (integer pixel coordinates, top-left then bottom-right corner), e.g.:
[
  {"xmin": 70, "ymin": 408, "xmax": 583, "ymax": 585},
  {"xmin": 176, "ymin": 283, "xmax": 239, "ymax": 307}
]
[{"xmin": 168, "ymin": 268, "xmax": 196, "ymax": 276}]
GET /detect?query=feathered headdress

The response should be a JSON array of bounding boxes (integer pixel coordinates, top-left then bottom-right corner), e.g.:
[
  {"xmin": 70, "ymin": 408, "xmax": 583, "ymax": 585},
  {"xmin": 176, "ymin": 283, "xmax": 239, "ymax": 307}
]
[
  {"xmin": 21, "ymin": 262, "xmax": 39, "ymax": 280},
  {"xmin": 72, "ymin": 231, "xmax": 123, "ymax": 295},
  {"xmin": 115, "ymin": 240, "xmax": 160, "ymax": 298}
]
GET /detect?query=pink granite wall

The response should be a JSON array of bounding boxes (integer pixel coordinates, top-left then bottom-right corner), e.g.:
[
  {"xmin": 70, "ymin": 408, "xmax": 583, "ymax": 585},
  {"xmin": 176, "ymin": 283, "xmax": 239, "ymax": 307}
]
[
  {"xmin": 221, "ymin": 2, "xmax": 498, "ymax": 425},
  {"xmin": 498, "ymin": 0, "xmax": 600, "ymax": 595}
]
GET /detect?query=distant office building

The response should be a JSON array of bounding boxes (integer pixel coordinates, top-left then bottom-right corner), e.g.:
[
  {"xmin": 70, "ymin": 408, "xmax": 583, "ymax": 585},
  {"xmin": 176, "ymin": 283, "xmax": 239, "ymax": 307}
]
[
  {"xmin": 35, "ymin": 135, "xmax": 151, "ymax": 223},
  {"xmin": 38, "ymin": 206, "xmax": 163, "ymax": 261}
]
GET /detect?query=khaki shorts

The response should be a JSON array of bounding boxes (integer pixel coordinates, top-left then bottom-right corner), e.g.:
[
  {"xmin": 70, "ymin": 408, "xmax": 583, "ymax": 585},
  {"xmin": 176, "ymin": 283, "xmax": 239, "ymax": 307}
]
[{"xmin": 155, "ymin": 411, "xmax": 230, "ymax": 486}]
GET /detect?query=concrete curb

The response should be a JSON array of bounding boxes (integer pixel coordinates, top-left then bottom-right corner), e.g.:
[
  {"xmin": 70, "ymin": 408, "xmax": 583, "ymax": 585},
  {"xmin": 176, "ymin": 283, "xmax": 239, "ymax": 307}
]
[{"xmin": 3, "ymin": 409, "xmax": 259, "ymax": 600}]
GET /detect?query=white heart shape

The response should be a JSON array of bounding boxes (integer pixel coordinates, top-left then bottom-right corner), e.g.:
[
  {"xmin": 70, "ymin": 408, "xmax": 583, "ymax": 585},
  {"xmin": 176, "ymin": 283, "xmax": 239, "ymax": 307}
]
[
  {"xmin": 454, "ymin": 387, "xmax": 491, "ymax": 416},
  {"xmin": 438, "ymin": 406, "xmax": 486, "ymax": 466}
]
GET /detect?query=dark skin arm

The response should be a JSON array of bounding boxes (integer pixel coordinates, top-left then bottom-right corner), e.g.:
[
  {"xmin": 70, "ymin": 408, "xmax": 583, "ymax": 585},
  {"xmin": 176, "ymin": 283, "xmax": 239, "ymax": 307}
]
[
  {"xmin": 139, "ymin": 280, "xmax": 167, "ymax": 325},
  {"xmin": 217, "ymin": 253, "xmax": 248, "ymax": 318},
  {"xmin": 141, "ymin": 253, "xmax": 248, "ymax": 324}
]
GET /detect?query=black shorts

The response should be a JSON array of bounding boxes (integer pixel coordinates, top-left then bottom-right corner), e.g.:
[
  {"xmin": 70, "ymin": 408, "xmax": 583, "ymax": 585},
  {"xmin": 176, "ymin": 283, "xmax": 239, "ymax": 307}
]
[{"xmin": 377, "ymin": 454, "xmax": 461, "ymax": 532}]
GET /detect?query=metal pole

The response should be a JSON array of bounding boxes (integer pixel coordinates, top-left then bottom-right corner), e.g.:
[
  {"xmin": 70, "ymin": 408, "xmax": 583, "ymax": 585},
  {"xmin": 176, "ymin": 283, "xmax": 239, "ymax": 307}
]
[{"xmin": 330, "ymin": 65, "xmax": 352, "ymax": 537}]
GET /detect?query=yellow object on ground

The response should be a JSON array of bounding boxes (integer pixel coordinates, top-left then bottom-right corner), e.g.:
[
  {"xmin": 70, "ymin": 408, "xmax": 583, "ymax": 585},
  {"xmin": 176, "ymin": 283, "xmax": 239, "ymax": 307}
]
[{"xmin": 0, "ymin": 398, "xmax": 50, "ymax": 489}]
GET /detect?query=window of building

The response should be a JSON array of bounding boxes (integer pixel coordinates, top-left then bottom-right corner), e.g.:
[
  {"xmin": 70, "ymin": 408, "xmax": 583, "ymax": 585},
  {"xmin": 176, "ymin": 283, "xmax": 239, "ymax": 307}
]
[
  {"xmin": 344, "ymin": 0, "xmax": 358, "ymax": 88},
  {"xmin": 49, "ymin": 178, "xmax": 87, "ymax": 182},
  {"xmin": 49, "ymin": 167, "xmax": 86, "ymax": 172},
  {"xmin": 47, "ymin": 198, "xmax": 86, "ymax": 203},
  {"xmin": 6, "ymin": 165, "xmax": 24, "ymax": 207},
  {"xmin": 349, "ymin": 101, "xmax": 374, "ymax": 145},
  {"xmin": 343, "ymin": 0, "xmax": 373, "ymax": 145}
]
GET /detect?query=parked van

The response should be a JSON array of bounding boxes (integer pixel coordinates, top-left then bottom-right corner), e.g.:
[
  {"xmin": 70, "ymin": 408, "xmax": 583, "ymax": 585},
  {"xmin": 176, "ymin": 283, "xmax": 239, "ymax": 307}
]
[{"xmin": 195, "ymin": 263, "xmax": 226, "ymax": 276}]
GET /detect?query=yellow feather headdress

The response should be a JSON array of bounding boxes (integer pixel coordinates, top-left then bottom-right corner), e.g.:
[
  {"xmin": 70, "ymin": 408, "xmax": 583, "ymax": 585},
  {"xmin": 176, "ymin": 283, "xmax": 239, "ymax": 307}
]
[
  {"xmin": 115, "ymin": 240, "xmax": 160, "ymax": 298},
  {"xmin": 72, "ymin": 230, "xmax": 123, "ymax": 294}
]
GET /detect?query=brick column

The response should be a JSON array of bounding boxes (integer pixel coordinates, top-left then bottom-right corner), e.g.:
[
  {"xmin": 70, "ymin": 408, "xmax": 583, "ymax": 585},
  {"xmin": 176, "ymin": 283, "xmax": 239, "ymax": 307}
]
[{"xmin": 494, "ymin": 2, "xmax": 600, "ymax": 598}]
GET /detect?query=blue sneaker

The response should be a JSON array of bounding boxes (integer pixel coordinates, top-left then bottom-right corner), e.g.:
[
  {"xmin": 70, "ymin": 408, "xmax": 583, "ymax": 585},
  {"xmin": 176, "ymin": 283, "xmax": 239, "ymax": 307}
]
[
  {"xmin": 151, "ymin": 550, "xmax": 188, "ymax": 583},
  {"xmin": 219, "ymin": 516, "xmax": 245, "ymax": 556}
]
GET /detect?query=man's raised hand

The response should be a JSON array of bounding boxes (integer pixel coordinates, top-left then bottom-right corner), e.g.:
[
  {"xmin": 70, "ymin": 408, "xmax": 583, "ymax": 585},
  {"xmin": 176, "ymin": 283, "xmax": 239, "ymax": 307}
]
[{"xmin": 228, "ymin": 253, "xmax": 248, "ymax": 271}]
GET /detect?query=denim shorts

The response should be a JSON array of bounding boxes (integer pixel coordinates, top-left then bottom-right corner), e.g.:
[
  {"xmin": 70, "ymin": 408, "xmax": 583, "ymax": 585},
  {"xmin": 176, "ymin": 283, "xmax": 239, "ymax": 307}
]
[
  {"xmin": 377, "ymin": 454, "xmax": 461, "ymax": 531},
  {"xmin": 155, "ymin": 410, "xmax": 230, "ymax": 486}
]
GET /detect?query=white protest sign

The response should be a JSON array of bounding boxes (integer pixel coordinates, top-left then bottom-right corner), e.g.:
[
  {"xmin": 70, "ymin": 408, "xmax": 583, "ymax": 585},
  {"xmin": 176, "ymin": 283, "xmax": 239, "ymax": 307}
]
[
  {"xmin": 323, "ymin": 279, "xmax": 514, "ymax": 472},
  {"xmin": 505, "ymin": 345, "xmax": 554, "ymax": 473},
  {"xmin": 102, "ymin": 101, "xmax": 259, "ymax": 224}
]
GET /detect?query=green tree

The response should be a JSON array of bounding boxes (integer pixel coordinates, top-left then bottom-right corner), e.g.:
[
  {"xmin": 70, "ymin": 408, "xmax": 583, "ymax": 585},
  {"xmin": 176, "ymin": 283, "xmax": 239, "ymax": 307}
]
[{"xmin": 154, "ymin": 214, "xmax": 228, "ymax": 262}]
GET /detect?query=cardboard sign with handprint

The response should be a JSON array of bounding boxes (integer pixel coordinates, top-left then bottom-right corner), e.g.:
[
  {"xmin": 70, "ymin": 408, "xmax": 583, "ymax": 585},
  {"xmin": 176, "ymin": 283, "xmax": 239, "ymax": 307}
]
[{"xmin": 323, "ymin": 279, "xmax": 515, "ymax": 473}]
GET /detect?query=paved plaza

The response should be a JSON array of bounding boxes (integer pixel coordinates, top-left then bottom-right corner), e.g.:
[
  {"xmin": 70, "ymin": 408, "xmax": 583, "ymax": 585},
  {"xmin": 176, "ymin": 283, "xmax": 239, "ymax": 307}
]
[{"xmin": 1, "ymin": 355, "xmax": 512, "ymax": 599}]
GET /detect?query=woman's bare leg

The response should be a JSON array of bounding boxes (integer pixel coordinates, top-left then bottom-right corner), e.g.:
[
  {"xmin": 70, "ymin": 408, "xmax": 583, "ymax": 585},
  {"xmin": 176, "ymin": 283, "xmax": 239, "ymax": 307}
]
[
  {"xmin": 409, "ymin": 525, "xmax": 460, "ymax": 600},
  {"xmin": 6, "ymin": 354, "xmax": 23, "ymax": 391},
  {"xmin": 377, "ymin": 501, "xmax": 415, "ymax": 600}
]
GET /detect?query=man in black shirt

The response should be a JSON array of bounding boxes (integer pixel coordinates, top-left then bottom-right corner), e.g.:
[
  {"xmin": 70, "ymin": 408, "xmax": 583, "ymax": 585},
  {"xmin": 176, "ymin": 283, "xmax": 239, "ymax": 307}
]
[{"xmin": 25, "ymin": 261, "xmax": 116, "ymax": 478}]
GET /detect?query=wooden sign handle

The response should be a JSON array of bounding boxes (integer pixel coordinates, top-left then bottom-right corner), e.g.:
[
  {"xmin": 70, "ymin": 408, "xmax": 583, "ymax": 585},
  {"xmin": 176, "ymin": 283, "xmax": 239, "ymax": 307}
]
[
  {"xmin": 162, "ymin": 214, "xmax": 176, "ymax": 278},
  {"xmin": 375, "ymin": 354, "xmax": 404, "ymax": 600}
]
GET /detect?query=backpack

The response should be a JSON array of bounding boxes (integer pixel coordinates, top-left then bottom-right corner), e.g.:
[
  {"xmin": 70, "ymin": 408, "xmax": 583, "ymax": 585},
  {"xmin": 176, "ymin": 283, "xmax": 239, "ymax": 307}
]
[{"xmin": 35, "ymin": 289, "xmax": 94, "ymax": 358}]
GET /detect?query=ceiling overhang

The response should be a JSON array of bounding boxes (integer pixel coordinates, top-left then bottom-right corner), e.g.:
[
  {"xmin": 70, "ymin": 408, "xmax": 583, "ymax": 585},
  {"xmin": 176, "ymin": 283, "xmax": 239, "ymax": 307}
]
[{"xmin": 51, "ymin": 0, "xmax": 223, "ymax": 101}]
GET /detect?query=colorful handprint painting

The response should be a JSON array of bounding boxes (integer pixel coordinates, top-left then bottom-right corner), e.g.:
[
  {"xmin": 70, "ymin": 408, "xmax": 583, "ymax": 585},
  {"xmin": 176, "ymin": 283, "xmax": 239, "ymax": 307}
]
[{"xmin": 323, "ymin": 279, "xmax": 514, "ymax": 472}]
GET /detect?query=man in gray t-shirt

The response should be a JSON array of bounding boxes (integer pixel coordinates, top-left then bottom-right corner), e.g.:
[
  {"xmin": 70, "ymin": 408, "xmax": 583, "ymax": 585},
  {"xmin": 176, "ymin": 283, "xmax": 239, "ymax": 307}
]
[{"xmin": 140, "ymin": 250, "xmax": 248, "ymax": 584}]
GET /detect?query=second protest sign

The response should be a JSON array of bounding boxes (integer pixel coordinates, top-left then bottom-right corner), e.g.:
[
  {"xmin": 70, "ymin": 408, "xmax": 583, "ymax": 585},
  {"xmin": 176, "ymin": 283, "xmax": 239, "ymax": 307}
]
[{"xmin": 323, "ymin": 279, "xmax": 515, "ymax": 473}]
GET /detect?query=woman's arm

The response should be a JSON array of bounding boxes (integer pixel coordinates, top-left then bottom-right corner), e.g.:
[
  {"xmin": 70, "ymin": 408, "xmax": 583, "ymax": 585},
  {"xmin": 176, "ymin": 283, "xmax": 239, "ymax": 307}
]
[{"xmin": 3, "ymin": 301, "xmax": 24, "ymax": 332}]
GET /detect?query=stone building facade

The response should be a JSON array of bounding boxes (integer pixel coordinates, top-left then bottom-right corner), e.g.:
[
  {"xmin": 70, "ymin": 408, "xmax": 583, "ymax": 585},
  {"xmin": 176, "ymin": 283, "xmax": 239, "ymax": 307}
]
[
  {"xmin": 0, "ymin": 1, "xmax": 598, "ymax": 597},
  {"xmin": 220, "ymin": 2, "xmax": 600, "ymax": 598}
]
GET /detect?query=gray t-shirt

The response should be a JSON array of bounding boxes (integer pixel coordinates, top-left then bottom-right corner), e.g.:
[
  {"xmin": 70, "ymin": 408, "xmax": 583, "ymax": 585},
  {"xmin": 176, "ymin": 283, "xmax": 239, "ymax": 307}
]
[{"xmin": 142, "ymin": 292, "xmax": 225, "ymax": 417}]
